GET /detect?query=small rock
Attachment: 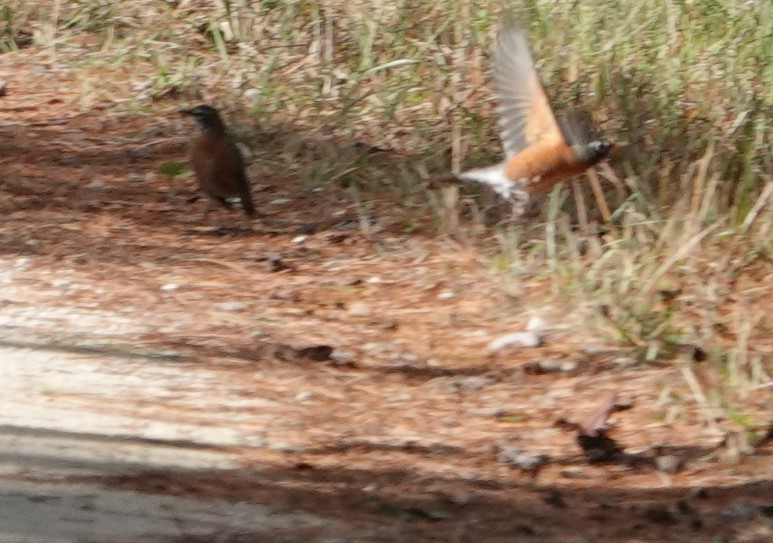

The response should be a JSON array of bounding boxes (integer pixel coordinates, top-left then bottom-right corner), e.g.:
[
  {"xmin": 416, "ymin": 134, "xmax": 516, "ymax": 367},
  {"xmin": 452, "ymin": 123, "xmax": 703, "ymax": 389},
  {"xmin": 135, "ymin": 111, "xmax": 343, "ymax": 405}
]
[
  {"xmin": 468, "ymin": 407, "xmax": 507, "ymax": 417},
  {"xmin": 291, "ymin": 235, "xmax": 307, "ymax": 244},
  {"xmin": 295, "ymin": 391, "xmax": 313, "ymax": 402},
  {"xmin": 612, "ymin": 356, "xmax": 639, "ymax": 368},
  {"xmin": 245, "ymin": 436, "xmax": 266, "ymax": 447},
  {"xmin": 526, "ymin": 315, "xmax": 548, "ymax": 331},
  {"xmin": 363, "ymin": 341, "xmax": 398, "ymax": 353},
  {"xmin": 560, "ymin": 467, "xmax": 593, "ymax": 479},
  {"xmin": 270, "ymin": 198, "xmax": 291, "ymax": 205},
  {"xmin": 655, "ymin": 454, "xmax": 684, "ymax": 474},
  {"xmin": 243, "ymin": 88, "xmax": 261, "ymax": 100},
  {"xmin": 387, "ymin": 394, "xmax": 412, "ymax": 403},
  {"xmin": 497, "ymin": 444, "xmax": 550, "ymax": 473},
  {"xmin": 452, "ymin": 376, "xmax": 493, "ymax": 391},
  {"xmin": 86, "ymin": 179, "xmax": 105, "ymax": 189},
  {"xmin": 160, "ymin": 283, "xmax": 180, "ymax": 291},
  {"xmin": 488, "ymin": 331, "xmax": 542, "ymax": 351},
  {"xmin": 528, "ymin": 359, "xmax": 578, "ymax": 373},
  {"xmin": 330, "ymin": 350, "xmax": 355, "ymax": 362},
  {"xmin": 348, "ymin": 301, "xmax": 372, "ymax": 317},
  {"xmin": 437, "ymin": 290, "xmax": 456, "ymax": 300},
  {"xmin": 214, "ymin": 301, "xmax": 246, "ymax": 312},
  {"xmin": 133, "ymin": 80, "xmax": 152, "ymax": 92}
]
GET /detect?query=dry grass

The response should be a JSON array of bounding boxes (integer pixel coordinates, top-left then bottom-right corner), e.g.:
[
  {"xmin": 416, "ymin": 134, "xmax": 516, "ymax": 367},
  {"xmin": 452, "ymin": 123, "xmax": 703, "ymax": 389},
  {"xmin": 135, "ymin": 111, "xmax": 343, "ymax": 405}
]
[{"xmin": 1, "ymin": 0, "xmax": 770, "ymax": 441}]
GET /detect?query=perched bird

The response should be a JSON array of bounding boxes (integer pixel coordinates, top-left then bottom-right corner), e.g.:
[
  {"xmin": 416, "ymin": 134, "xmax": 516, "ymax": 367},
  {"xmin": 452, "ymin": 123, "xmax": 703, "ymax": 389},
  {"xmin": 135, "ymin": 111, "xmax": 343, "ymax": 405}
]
[
  {"xmin": 180, "ymin": 105, "xmax": 256, "ymax": 218},
  {"xmin": 457, "ymin": 25, "xmax": 615, "ymax": 216}
]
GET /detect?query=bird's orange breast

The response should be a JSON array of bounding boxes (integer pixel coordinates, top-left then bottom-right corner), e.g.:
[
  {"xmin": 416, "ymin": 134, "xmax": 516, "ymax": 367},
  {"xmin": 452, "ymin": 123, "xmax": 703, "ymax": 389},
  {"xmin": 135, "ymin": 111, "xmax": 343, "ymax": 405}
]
[{"xmin": 504, "ymin": 139, "xmax": 589, "ymax": 193}]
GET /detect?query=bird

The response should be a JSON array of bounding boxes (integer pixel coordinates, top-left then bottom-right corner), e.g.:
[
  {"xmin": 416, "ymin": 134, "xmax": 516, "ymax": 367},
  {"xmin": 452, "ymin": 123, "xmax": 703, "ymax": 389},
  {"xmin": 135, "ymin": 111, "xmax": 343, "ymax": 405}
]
[
  {"xmin": 180, "ymin": 104, "xmax": 256, "ymax": 218},
  {"xmin": 457, "ymin": 25, "xmax": 615, "ymax": 216}
]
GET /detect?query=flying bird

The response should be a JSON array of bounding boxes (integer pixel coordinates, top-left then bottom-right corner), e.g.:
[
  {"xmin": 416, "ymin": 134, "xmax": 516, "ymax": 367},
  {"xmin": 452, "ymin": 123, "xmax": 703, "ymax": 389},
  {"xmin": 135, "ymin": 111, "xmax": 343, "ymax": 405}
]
[{"xmin": 458, "ymin": 26, "xmax": 615, "ymax": 216}]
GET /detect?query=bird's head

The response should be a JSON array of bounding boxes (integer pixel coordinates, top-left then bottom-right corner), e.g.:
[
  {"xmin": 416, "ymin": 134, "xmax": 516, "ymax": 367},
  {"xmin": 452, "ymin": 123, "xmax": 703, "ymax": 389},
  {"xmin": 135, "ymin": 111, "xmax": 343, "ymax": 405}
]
[
  {"xmin": 558, "ymin": 110, "xmax": 616, "ymax": 166},
  {"xmin": 574, "ymin": 138, "xmax": 615, "ymax": 166},
  {"xmin": 180, "ymin": 105, "xmax": 226, "ymax": 134}
]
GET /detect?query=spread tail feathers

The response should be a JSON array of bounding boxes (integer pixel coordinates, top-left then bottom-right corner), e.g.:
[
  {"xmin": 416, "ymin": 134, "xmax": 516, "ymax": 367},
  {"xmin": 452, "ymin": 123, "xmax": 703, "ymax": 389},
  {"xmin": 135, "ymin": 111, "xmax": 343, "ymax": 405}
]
[
  {"xmin": 433, "ymin": 164, "xmax": 531, "ymax": 217},
  {"xmin": 457, "ymin": 164, "xmax": 515, "ymax": 198},
  {"xmin": 429, "ymin": 164, "xmax": 513, "ymax": 196}
]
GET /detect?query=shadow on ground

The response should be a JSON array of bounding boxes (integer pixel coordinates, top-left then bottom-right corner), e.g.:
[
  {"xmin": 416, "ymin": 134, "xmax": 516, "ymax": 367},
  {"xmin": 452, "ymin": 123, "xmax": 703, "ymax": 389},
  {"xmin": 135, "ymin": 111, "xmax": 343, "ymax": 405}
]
[{"xmin": 2, "ymin": 422, "xmax": 771, "ymax": 543}]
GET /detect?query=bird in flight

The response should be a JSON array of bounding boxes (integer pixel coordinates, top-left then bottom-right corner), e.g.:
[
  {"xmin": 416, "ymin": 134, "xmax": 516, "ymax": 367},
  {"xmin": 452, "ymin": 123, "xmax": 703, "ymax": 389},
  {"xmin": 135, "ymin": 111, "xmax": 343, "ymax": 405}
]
[{"xmin": 458, "ymin": 25, "xmax": 615, "ymax": 216}]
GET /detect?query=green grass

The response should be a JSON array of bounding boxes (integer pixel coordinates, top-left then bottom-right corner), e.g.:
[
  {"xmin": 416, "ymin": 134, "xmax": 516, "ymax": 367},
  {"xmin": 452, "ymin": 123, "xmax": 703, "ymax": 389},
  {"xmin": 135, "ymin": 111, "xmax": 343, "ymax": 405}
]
[{"xmin": 2, "ymin": 0, "xmax": 771, "ymax": 434}]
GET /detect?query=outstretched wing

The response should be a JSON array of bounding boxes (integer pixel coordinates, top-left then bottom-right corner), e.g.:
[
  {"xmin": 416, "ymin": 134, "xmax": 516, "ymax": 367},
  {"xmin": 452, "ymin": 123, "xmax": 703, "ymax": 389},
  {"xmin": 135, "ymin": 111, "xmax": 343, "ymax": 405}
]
[
  {"xmin": 494, "ymin": 26, "xmax": 563, "ymax": 158},
  {"xmin": 557, "ymin": 109, "xmax": 602, "ymax": 146}
]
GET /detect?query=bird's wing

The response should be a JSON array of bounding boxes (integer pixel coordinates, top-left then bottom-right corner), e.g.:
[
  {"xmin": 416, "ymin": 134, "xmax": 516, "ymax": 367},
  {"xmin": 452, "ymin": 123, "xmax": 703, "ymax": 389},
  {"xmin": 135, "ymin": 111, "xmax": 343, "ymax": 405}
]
[
  {"xmin": 227, "ymin": 139, "xmax": 249, "ymax": 188},
  {"xmin": 223, "ymin": 137, "xmax": 256, "ymax": 214},
  {"xmin": 211, "ymin": 137, "xmax": 248, "ymax": 188},
  {"xmin": 557, "ymin": 109, "xmax": 602, "ymax": 146},
  {"xmin": 494, "ymin": 26, "xmax": 563, "ymax": 158}
]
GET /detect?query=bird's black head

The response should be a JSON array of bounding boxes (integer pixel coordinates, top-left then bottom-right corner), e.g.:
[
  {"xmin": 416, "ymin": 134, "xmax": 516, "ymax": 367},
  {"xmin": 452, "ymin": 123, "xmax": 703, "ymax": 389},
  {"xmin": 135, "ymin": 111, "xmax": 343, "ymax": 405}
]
[
  {"xmin": 181, "ymin": 104, "xmax": 226, "ymax": 134},
  {"xmin": 576, "ymin": 138, "xmax": 615, "ymax": 166},
  {"xmin": 558, "ymin": 110, "xmax": 615, "ymax": 166}
]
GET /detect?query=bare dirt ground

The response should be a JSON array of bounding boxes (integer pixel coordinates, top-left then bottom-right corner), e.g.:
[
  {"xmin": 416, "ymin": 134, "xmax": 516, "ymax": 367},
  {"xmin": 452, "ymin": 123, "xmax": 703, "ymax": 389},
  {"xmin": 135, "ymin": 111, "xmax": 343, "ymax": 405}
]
[{"xmin": 1, "ymin": 53, "xmax": 771, "ymax": 543}]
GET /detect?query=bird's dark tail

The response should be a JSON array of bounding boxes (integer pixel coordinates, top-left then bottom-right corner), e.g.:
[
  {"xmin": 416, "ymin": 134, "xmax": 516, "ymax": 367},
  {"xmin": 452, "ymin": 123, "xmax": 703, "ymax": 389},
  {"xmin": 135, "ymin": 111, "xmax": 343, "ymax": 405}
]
[{"xmin": 241, "ymin": 191, "xmax": 256, "ymax": 217}]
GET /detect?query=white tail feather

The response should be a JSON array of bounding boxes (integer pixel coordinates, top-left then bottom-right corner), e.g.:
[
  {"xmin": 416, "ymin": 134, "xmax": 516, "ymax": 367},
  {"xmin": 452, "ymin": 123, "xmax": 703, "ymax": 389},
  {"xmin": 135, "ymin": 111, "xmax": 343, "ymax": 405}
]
[{"xmin": 458, "ymin": 163, "xmax": 531, "ymax": 216}]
